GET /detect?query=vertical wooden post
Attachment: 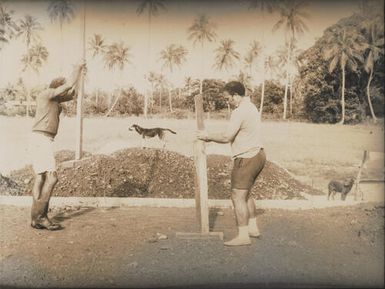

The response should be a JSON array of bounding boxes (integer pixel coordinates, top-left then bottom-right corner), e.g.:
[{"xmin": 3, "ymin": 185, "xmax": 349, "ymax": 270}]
[
  {"xmin": 193, "ymin": 93, "xmax": 209, "ymax": 233},
  {"xmin": 75, "ymin": 1, "xmax": 86, "ymax": 160},
  {"xmin": 355, "ymin": 150, "xmax": 368, "ymax": 201}
]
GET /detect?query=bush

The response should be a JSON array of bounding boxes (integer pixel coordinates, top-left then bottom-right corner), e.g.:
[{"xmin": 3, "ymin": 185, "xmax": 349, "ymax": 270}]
[{"xmin": 253, "ymin": 80, "xmax": 285, "ymax": 117}]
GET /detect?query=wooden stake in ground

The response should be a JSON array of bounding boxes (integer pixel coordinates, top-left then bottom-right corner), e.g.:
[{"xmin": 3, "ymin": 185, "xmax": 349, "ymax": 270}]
[
  {"xmin": 75, "ymin": 1, "xmax": 86, "ymax": 160},
  {"xmin": 354, "ymin": 150, "xmax": 369, "ymax": 201},
  {"xmin": 176, "ymin": 93, "xmax": 223, "ymax": 240},
  {"xmin": 193, "ymin": 93, "xmax": 209, "ymax": 233}
]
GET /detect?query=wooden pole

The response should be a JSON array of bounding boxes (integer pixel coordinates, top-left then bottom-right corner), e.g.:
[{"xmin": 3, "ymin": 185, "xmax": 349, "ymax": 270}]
[
  {"xmin": 355, "ymin": 150, "xmax": 369, "ymax": 201},
  {"xmin": 193, "ymin": 93, "xmax": 209, "ymax": 233},
  {"xmin": 75, "ymin": 1, "xmax": 86, "ymax": 160}
]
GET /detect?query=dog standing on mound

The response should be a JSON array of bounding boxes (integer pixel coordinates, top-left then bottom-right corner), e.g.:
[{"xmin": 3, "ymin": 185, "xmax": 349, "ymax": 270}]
[{"xmin": 129, "ymin": 124, "xmax": 176, "ymax": 149}]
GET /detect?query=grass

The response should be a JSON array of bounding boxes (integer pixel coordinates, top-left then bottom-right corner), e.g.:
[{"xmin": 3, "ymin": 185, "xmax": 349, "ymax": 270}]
[{"xmin": 0, "ymin": 115, "xmax": 383, "ymax": 193}]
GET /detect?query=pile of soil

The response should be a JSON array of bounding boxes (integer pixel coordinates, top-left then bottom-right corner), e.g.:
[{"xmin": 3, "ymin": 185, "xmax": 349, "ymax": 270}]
[
  {"xmin": 0, "ymin": 174, "xmax": 23, "ymax": 196},
  {"xmin": 3, "ymin": 149, "xmax": 324, "ymax": 199}
]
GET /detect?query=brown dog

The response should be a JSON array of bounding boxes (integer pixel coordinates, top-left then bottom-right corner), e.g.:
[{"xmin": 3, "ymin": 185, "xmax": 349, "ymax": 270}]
[
  {"xmin": 129, "ymin": 124, "xmax": 176, "ymax": 148},
  {"xmin": 327, "ymin": 178, "xmax": 355, "ymax": 201}
]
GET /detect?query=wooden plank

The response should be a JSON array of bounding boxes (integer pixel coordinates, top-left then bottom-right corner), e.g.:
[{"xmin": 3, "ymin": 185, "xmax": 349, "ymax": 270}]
[
  {"xmin": 75, "ymin": 2, "xmax": 86, "ymax": 161},
  {"xmin": 176, "ymin": 232, "xmax": 224, "ymax": 240},
  {"xmin": 193, "ymin": 93, "xmax": 209, "ymax": 233},
  {"xmin": 355, "ymin": 150, "xmax": 369, "ymax": 201}
]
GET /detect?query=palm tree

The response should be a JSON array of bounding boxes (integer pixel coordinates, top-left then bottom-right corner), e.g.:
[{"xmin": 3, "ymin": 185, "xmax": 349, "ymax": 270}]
[
  {"xmin": 47, "ymin": 0, "xmax": 75, "ymax": 71},
  {"xmin": 248, "ymin": 0, "xmax": 278, "ymax": 108},
  {"xmin": 0, "ymin": 3, "xmax": 19, "ymax": 48},
  {"xmin": 187, "ymin": 14, "xmax": 217, "ymax": 94},
  {"xmin": 362, "ymin": 20, "xmax": 384, "ymax": 122},
  {"xmin": 147, "ymin": 71, "xmax": 158, "ymax": 111},
  {"xmin": 234, "ymin": 70, "xmax": 252, "ymax": 94},
  {"xmin": 137, "ymin": 0, "xmax": 167, "ymax": 118},
  {"xmin": 248, "ymin": 0, "xmax": 279, "ymax": 13},
  {"xmin": 273, "ymin": 0, "xmax": 309, "ymax": 119},
  {"xmin": 323, "ymin": 29, "xmax": 364, "ymax": 124},
  {"xmin": 260, "ymin": 55, "xmax": 277, "ymax": 118},
  {"xmin": 155, "ymin": 73, "xmax": 166, "ymax": 111},
  {"xmin": 47, "ymin": 0, "xmax": 75, "ymax": 31},
  {"xmin": 103, "ymin": 41, "xmax": 131, "ymax": 116},
  {"xmin": 21, "ymin": 43, "xmax": 49, "ymax": 73},
  {"xmin": 88, "ymin": 33, "xmax": 107, "ymax": 105},
  {"xmin": 17, "ymin": 15, "xmax": 43, "ymax": 117},
  {"xmin": 213, "ymin": 39, "xmax": 240, "ymax": 72},
  {"xmin": 17, "ymin": 15, "xmax": 42, "ymax": 50},
  {"xmin": 184, "ymin": 76, "xmax": 195, "ymax": 97},
  {"xmin": 244, "ymin": 40, "xmax": 261, "ymax": 92},
  {"xmin": 88, "ymin": 33, "xmax": 107, "ymax": 57},
  {"xmin": 159, "ymin": 43, "xmax": 188, "ymax": 112},
  {"xmin": 277, "ymin": 41, "xmax": 302, "ymax": 116},
  {"xmin": 47, "ymin": 0, "xmax": 75, "ymax": 37}
]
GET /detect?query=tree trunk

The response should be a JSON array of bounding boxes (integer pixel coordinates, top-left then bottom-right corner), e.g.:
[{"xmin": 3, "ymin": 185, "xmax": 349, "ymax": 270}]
[
  {"xmin": 106, "ymin": 88, "xmax": 122, "ymax": 117},
  {"xmin": 260, "ymin": 79, "xmax": 265, "ymax": 120},
  {"xmin": 367, "ymin": 69, "xmax": 377, "ymax": 122},
  {"xmin": 339, "ymin": 67, "xmax": 346, "ymax": 125},
  {"xmin": 25, "ymin": 42, "xmax": 30, "ymax": 117},
  {"xmin": 168, "ymin": 87, "xmax": 173, "ymax": 112},
  {"xmin": 144, "ymin": 92, "xmax": 148, "ymax": 118},
  {"xmin": 289, "ymin": 77, "xmax": 293, "ymax": 117},
  {"xmin": 283, "ymin": 41, "xmax": 291, "ymax": 120},
  {"xmin": 159, "ymin": 86, "xmax": 162, "ymax": 112},
  {"xmin": 150, "ymin": 84, "xmax": 154, "ymax": 113}
]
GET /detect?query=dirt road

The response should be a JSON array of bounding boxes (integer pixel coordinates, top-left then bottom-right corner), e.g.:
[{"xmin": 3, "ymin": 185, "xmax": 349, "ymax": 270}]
[{"xmin": 1, "ymin": 203, "xmax": 383, "ymax": 288}]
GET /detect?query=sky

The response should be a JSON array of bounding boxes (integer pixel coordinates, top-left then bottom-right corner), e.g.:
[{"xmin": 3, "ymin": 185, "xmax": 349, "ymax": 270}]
[{"xmin": 0, "ymin": 0, "xmax": 363, "ymax": 93}]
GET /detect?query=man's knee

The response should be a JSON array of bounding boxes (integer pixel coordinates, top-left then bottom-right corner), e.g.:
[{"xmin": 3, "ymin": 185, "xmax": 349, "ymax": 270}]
[
  {"xmin": 231, "ymin": 189, "xmax": 248, "ymax": 202},
  {"xmin": 46, "ymin": 171, "xmax": 58, "ymax": 186}
]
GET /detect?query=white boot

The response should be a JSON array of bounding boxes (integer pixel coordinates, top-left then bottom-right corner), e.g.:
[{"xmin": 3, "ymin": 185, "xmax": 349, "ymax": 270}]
[
  {"xmin": 248, "ymin": 217, "xmax": 261, "ymax": 238},
  {"xmin": 224, "ymin": 226, "xmax": 251, "ymax": 246}
]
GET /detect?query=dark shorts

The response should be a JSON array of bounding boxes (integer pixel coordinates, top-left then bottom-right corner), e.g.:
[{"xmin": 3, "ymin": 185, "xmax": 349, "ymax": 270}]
[{"xmin": 231, "ymin": 148, "xmax": 266, "ymax": 190}]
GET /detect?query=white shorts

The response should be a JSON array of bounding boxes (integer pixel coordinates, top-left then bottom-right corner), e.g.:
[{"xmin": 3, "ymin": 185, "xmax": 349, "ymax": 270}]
[{"xmin": 29, "ymin": 132, "xmax": 56, "ymax": 174}]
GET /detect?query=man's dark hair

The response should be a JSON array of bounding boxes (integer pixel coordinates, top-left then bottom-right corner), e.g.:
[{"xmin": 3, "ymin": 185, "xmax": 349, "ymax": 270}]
[
  {"xmin": 224, "ymin": 81, "xmax": 245, "ymax": 96},
  {"xmin": 49, "ymin": 77, "xmax": 66, "ymax": 89}
]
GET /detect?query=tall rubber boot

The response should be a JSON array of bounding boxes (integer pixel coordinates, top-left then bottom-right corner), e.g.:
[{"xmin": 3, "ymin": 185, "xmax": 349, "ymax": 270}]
[{"xmin": 31, "ymin": 199, "xmax": 62, "ymax": 231}]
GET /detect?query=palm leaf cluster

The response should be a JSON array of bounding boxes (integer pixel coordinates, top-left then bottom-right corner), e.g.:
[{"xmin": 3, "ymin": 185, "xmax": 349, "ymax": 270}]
[
  {"xmin": 160, "ymin": 44, "xmax": 188, "ymax": 73},
  {"xmin": 136, "ymin": 0, "xmax": 167, "ymax": 17},
  {"xmin": 103, "ymin": 41, "xmax": 131, "ymax": 71},
  {"xmin": 272, "ymin": 0, "xmax": 309, "ymax": 40},
  {"xmin": 47, "ymin": 0, "xmax": 75, "ymax": 29},
  {"xmin": 21, "ymin": 43, "xmax": 49, "ymax": 72},
  {"xmin": 0, "ymin": 3, "xmax": 19, "ymax": 46},
  {"xmin": 17, "ymin": 15, "xmax": 42, "ymax": 47},
  {"xmin": 324, "ymin": 29, "xmax": 364, "ymax": 74},
  {"xmin": 187, "ymin": 14, "xmax": 217, "ymax": 46},
  {"xmin": 214, "ymin": 39, "xmax": 240, "ymax": 71}
]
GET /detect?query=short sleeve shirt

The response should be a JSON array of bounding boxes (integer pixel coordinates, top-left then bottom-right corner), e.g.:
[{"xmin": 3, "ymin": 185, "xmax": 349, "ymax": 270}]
[{"xmin": 228, "ymin": 97, "xmax": 263, "ymax": 158}]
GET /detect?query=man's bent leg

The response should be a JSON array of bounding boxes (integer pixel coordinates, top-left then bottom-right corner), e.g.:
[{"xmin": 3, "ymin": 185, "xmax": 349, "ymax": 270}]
[
  {"xmin": 224, "ymin": 189, "xmax": 251, "ymax": 246},
  {"xmin": 31, "ymin": 173, "xmax": 46, "ymax": 226},
  {"xmin": 247, "ymin": 196, "xmax": 261, "ymax": 238},
  {"xmin": 31, "ymin": 171, "xmax": 62, "ymax": 230}
]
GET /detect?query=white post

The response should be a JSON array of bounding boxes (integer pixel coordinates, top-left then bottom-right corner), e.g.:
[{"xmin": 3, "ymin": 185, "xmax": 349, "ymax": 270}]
[{"xmin": 75, "ymin": 1, "xmax": 86, "ymax": 160}]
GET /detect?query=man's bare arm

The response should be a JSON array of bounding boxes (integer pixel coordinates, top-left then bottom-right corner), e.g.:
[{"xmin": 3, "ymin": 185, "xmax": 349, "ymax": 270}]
[
  {"xmin": 199, "ymin": 129, "xmax": 239, "ymax": 144},
  {"xmin": 48, "ymin": 62, "xmax": 86, "ymax": 102},
  {"xmin": 56, "ymin": 88, "xmax": 76, "ymax": 103},
  {"xmin": 46, "ymin": 83, "xmax": 73, "ymax": 101}
]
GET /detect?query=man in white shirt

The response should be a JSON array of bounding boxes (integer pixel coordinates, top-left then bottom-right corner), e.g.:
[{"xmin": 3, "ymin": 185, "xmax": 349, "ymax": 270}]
[{"xmin": 197, "ymin": 81, "xmax": 266, "ymax": 246}]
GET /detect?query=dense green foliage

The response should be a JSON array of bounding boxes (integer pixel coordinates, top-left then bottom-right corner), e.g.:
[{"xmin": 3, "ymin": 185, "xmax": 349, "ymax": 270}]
[{"xmin": 298, "ymin": 12, "xmax": 384, "ymax": 124}]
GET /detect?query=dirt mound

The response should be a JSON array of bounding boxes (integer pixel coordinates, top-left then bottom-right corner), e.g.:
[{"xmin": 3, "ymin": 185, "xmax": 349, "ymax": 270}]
[
  {"xmin": 0, "ymin": 174, "xmax": 24, "ymax": 196},
  {"xmin": 3, "ymin": 149, "xmax": 324, "ymax": 199}
]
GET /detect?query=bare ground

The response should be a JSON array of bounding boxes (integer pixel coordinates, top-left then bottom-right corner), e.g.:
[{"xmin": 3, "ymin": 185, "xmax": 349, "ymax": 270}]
[{"xmin": 0, "ymin": 203, "xmax": 384, "ymax": 288}]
